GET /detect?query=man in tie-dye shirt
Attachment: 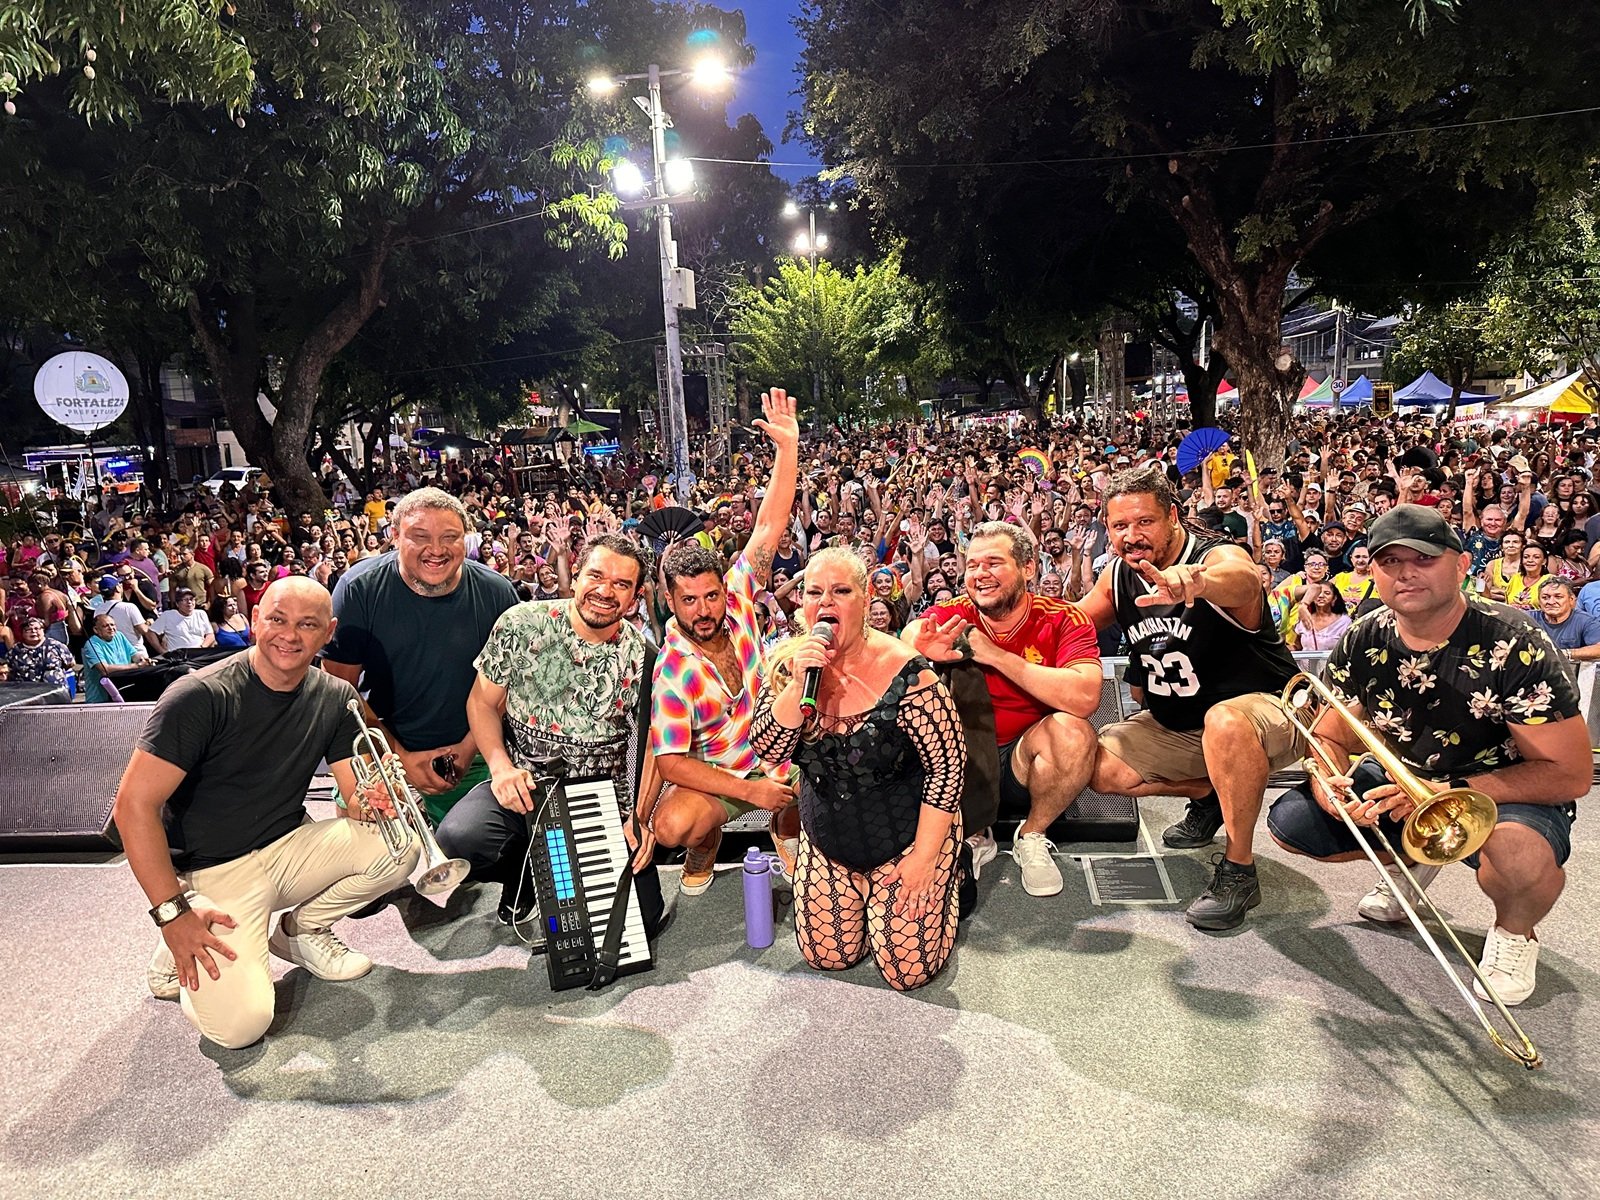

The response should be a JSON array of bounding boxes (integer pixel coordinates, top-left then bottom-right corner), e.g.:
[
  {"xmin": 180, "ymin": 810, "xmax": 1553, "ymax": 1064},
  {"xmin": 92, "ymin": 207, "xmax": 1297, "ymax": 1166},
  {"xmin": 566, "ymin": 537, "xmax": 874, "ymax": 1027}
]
[{"xmin": 645, "ymin": 387, "xmax": 801, "ymax": 895}]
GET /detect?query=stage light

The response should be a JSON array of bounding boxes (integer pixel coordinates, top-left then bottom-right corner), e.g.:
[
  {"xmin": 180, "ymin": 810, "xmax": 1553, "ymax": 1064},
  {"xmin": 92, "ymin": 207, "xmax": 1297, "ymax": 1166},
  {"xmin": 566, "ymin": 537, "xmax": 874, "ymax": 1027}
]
[
  {"xmin": 611, "ymin": 160, "xmax": 647, "ymax": 194},
  {"xmin": 664, "ymin": 158, "xmax": 695, "ymax": 194}
]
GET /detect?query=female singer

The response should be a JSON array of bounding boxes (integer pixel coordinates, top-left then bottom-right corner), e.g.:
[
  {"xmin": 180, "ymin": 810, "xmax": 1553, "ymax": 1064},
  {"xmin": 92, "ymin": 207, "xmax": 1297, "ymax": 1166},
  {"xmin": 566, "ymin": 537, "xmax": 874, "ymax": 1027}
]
[{"xmin": 751, "ymin": 547, "xmax": 966, "ymax": 992}]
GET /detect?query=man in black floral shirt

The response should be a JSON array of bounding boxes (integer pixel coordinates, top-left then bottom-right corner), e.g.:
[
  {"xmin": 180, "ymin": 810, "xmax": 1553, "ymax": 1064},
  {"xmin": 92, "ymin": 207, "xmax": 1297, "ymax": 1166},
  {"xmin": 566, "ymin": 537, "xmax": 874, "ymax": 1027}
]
[{"xmin": 1268, "ymin": 505, "xmax": 1591, "ymax": 1006}]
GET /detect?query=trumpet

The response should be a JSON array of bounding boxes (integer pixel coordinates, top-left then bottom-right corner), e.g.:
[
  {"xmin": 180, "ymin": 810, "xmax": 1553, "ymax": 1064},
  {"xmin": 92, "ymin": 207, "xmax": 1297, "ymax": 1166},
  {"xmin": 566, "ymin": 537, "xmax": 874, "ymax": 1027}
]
[
  {"xmin": 348, "ymin": 700, "xmax": 470, "ymax": 897},
  {"xmin": 1281, "ymin": 671, "xmax": 1543, "ymax": 1070}
]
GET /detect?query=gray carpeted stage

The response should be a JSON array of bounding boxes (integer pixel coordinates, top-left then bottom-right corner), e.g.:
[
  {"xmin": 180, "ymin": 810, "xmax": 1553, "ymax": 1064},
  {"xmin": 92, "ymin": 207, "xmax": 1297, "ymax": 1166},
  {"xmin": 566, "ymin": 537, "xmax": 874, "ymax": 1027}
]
[{"xmin": 2, "ymin": 792, "xmax": 1596, "ymax": 1200}]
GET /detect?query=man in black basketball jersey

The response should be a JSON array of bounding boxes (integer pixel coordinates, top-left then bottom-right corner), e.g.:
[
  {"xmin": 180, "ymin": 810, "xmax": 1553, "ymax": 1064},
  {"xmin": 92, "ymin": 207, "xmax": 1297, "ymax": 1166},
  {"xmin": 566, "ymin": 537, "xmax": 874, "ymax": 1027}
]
[{"xmin": 1078, "ymin": 468, "xmax": 1302, "ymax": 930}]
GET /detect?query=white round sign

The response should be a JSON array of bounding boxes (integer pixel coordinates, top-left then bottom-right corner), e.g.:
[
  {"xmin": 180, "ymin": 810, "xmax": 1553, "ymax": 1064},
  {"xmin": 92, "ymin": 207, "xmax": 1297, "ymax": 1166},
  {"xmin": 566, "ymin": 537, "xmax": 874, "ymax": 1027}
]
[{"xmin": 33, "ymin": 351, "xmax": 130, "ymax": 433}]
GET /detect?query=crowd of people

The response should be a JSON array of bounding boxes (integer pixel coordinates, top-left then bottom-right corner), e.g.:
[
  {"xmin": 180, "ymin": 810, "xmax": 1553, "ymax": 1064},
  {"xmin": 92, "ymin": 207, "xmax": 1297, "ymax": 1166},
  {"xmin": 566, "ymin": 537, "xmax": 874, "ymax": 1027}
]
[
  {"xmin": 58, "ymin": 391, "xmax": 1598, "ymax": 1050},
  {"xmin": 14, "ymin": 401, "xmax": 1600, "ymax": 695}
]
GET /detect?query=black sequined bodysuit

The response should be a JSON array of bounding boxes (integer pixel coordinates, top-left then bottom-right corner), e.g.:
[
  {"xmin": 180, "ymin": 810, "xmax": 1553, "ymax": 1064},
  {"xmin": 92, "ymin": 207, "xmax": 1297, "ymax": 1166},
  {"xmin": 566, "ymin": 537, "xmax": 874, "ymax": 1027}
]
[{"xmin": 752, "ymin": 656, "xmax": 963, "ymax": 871}]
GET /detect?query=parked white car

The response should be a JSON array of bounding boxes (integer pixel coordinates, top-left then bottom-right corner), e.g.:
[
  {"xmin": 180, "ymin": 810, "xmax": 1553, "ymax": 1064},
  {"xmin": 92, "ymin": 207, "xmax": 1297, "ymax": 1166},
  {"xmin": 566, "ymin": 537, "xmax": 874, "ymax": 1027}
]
[{"xmin": 199, "ymin": 466, "xmax": 266, "ymax": 495}]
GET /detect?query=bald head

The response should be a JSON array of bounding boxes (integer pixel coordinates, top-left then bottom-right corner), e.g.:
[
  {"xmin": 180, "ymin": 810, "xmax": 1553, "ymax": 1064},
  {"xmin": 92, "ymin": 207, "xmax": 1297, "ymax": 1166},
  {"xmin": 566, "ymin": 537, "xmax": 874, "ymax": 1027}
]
[
  {"xmin": 250, "ymin": 576, "xmax": 337, "ymax": 687},
  {"xmin": 258, "ymin": 575, "xmax": 333, "ymax": 622}
]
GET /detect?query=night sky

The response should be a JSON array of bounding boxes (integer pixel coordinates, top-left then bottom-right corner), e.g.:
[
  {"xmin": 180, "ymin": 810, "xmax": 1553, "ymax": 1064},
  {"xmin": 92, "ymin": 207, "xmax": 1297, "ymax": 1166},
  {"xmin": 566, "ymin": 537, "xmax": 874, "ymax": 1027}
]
[{"xmin": 726, "ymin": 1, "xmax": 821, "ymax": 183}]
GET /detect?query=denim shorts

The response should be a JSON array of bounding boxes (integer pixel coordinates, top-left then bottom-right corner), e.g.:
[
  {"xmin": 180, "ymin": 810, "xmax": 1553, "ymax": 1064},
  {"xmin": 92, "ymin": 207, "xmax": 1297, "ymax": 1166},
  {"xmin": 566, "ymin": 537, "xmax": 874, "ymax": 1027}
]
[{"xmin": 1269, "ymin": 785, "xmax": 1576, "ymax": 869}]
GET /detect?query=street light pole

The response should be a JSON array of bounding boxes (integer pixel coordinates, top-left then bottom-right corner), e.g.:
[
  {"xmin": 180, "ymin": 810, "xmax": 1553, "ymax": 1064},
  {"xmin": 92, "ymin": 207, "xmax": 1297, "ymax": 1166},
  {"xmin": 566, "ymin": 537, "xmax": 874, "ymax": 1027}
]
[
  {"xmin": 596, "ymin": 59, "xmax": 726, "ymax": 498},
  {"xmin": 646, "ymin": 64, "xmax": 694, "ymax": 501},
  {"xmin": 806, "ymin": 209, "xmax": 820, "ymax": 413},
  {"xmin": 786, "ymin": 202, "xmax": 830, "ymax": 415}
]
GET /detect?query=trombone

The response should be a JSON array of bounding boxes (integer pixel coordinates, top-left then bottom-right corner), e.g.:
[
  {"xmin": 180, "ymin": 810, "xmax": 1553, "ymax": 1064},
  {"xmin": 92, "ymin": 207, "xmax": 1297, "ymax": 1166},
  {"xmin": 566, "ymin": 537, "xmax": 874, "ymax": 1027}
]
[
  {"xmin": 1281, "ymin": 672, "xmax": 1543, "ymax": 1070},
  {"xmin": 348, "ymin": 700, "xmax": 470, "ymax": 897}
]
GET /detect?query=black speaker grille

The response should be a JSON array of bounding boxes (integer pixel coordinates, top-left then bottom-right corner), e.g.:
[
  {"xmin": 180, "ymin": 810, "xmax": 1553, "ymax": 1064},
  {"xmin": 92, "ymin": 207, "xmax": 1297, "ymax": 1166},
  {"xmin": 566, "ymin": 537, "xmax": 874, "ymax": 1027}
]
[{"xmin": 0, "ymin": 703, "xmax": 156, "ymax": 848}]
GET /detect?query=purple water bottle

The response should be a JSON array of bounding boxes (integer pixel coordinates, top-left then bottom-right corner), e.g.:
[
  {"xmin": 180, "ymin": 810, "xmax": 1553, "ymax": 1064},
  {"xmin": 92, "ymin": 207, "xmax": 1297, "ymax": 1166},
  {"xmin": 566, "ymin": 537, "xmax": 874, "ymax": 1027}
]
[{"xmin": 743, "ymin": 847, "xmax": 775, "ymax": 949}]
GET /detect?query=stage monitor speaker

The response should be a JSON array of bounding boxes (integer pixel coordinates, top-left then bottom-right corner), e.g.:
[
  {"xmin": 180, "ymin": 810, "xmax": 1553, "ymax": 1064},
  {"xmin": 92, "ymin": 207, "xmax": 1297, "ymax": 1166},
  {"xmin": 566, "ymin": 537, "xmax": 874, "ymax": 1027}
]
[
  {"xmin": 0, "ymin": 703, "xmax": 155, "ymax": 850},
  {"xmin": 995, "ymin": 670, "xmax": 1141, "ymax": 844},
  {"xmin": 0, "ymin": 682, "xmax": 70, "ymax": 709}
]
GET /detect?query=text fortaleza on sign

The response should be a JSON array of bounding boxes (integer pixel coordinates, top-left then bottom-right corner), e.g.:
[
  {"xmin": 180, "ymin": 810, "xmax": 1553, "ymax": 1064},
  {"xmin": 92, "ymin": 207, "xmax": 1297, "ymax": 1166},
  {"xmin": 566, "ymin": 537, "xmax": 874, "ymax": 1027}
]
[{"xmin": 32, "ymin": 351, "xmax": 131, "ymax": 433}]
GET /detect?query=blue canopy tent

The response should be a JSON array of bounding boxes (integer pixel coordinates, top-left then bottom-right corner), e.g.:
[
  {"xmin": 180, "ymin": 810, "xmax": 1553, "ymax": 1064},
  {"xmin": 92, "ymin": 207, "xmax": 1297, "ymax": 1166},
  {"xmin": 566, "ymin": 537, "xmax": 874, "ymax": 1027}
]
[
  {"xmin": 1302, "ymin": 374, "xmax": 1373, "ymax": 407},
  {"xmin": 1393, "ymin": 370, "xmax": 1497, "ymax": 405}
]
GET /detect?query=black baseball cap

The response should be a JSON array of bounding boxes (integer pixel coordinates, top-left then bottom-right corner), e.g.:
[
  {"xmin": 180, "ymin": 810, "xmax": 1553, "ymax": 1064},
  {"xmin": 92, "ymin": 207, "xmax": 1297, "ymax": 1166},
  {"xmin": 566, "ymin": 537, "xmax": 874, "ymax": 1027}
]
[{"xmin": 1366, "ymin": 504, "xmax": 1463, "ymax": 557}]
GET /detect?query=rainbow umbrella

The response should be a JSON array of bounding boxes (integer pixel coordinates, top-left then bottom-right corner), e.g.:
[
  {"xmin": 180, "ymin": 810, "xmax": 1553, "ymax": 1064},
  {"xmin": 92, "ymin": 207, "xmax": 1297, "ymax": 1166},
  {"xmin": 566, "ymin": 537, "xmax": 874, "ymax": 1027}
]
[{"xmin": 1017, "ymin": 447, "xmax": 1052, "ymax": 476}]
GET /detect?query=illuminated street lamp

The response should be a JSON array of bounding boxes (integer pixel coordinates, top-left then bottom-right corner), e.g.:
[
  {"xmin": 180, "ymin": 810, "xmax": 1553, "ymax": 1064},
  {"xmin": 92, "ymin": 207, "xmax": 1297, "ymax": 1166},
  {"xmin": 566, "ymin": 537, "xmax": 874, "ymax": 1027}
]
[
  {"xmin": 784, "ymin": 200, "xmax": 836, "ymax": 411},
  {"xmin": 591, "ymin": 57, "xmax": 728, "ymax": 499}
]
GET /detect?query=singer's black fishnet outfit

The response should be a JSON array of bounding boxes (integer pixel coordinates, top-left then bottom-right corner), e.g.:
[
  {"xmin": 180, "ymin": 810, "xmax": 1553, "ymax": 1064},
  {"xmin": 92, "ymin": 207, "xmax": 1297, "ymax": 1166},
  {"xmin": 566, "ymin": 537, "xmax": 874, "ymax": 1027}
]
[{"xmin": 752, "ymin": 656, "xmax": 965, "ymax": 991}]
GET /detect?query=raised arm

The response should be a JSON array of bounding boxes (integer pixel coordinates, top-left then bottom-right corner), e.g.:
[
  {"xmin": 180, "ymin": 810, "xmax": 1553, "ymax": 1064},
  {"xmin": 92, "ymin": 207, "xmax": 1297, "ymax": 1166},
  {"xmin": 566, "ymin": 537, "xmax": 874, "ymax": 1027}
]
[
  {"xmin": 1132, "ymin": 542, "xmax": 1267, "ymax": 629},
  {"xmin": 744, "ymin": 387, "xmax": 801, "ymax": 587}
]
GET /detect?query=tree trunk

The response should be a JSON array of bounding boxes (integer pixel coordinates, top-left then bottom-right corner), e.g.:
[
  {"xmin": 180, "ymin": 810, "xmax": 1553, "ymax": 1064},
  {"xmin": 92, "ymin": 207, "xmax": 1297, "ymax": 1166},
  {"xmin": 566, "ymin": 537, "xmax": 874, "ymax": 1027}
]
[
  {"xmin": 1039, "ymin": 351, "xmax": 1064, "ymax": 426},
  {"xmin": 120, "ymin": 349, "xmax": 172, "ymax": 510},
  {"xmin": 1179, "ymin": 354, "xmax": 1228, "ymax": 431},
  {"xmin": 1065, "ymin": 359, "xmax": 1087, "ymax": 409},
  {"xmin": 323, "ymin": 434, "xmax": 366, "ymax": 500},
  {"xmin": 185, "ymin": 233, "xmax": 394, "ymax": 520},
  {"xmin": 1444, "ymin": 363, "xmax": 1473, "ymax": 424},
  {"xmin": 1211, "ymin": 306, "xmax": 1302, "ymax": 472}
]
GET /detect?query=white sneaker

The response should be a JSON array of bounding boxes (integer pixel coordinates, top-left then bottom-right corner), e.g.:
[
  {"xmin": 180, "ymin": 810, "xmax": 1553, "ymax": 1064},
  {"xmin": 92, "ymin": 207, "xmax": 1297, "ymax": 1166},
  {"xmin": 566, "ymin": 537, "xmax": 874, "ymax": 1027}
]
[
  {"xmin": 1011, "ymin": 831, "xmax": 1063, "ymax": 897},
  {"xmin": 269, "ymin": 916, "xmax": 373, "ymax": 981},
  {"xmin": 966, "ymin": 828, "xmax": 999, "ymax": 879},
  {"xmin": 1475, "ymin": 925, "xmax": 1540, "ymax": 1007},
  {"xmin": 148, "ymin": 941, "xmax": 180, "ymax": 1000},
  {"xmin": 1357, "ymin": 863, "xmax": 1441, "ymax": 924}
]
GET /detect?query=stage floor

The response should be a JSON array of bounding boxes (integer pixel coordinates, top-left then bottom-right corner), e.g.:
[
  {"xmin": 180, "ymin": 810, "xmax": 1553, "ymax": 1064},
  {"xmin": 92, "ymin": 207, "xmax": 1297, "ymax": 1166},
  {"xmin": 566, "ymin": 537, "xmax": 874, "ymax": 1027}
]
[{"xmin": 1, "ymin": 793, "xmax": 1596, "ymax": 1200}]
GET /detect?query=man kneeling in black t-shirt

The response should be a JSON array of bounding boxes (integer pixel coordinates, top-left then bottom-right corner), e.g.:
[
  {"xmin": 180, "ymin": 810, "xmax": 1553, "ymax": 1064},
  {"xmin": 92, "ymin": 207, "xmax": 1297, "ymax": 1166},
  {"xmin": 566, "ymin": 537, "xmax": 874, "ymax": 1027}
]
[{"xmin": 113, "ymin": 577, "xmax": 419, "ymax": 1049}]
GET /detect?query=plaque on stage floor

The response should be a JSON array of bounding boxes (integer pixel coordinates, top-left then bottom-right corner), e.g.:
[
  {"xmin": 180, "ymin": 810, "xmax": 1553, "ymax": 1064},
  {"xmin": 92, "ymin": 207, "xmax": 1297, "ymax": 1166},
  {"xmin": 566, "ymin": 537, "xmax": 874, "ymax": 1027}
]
[{"xmin": 1082, "ymin": 855, "xmax": 1176, "ymax": 905}]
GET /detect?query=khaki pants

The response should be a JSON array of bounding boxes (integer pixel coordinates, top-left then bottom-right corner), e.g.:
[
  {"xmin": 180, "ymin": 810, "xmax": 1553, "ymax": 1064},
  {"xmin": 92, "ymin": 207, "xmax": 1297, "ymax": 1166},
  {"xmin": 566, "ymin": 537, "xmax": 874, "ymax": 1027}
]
[
  {"xmin": 1097, "ymin": 693, "xmax": 1304, "ymax": 784},
  {"xmin": 172, "ymin": 818, "xmax": 417, "ymax": 1049}
]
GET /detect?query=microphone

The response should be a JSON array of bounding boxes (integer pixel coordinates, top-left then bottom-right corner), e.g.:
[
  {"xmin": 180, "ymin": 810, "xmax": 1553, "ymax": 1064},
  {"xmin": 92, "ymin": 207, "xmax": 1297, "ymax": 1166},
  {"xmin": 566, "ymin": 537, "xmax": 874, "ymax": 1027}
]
[{"xmin": 799, "ymin": 618, "xmax": 837, "ymax": 713}]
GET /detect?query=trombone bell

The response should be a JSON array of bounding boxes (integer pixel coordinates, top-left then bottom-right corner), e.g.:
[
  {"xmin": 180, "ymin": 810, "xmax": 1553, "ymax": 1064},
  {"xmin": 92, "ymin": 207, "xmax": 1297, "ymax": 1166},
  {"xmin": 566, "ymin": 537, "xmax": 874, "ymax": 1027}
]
[
  {"xmin": 1403, "ymin": 787, "xmax": 1498, "ymax": 866},
  {"xmin": 1281, "ymin": 673, "xmax": 1496, "ymax": 868}
]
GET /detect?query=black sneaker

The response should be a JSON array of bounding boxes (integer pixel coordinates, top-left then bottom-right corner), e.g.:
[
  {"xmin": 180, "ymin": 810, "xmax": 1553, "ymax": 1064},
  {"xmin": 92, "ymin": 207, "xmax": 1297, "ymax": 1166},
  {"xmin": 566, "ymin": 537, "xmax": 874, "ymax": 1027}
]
[
  {"xmin": 1185, "ymin": 854, "xmax": 1261, "ymax": 931},
  {"xmin": 1162, "ymin": 791, "xmax": 1224, "ymax": 849},
  {"xmin": 497, "ymin": 882, "xmax": 538, "ymax": 927}
]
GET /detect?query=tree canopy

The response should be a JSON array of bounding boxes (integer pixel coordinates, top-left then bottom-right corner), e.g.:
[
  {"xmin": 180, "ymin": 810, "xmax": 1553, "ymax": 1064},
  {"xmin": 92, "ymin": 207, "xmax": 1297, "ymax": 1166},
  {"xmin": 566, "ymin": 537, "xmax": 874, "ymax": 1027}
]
[
  {"xmin": 0, "ymin": 0, "xmax": 406, "ymax": 122},
  {"xmin": 801, "ymin": 0, "xmax": 1600, "ymax": 465},
  {"xmin": 4, "ymin": 1, "xmax": 778, "ymax": 515},
  {"xmin": 729, "ymin": 250, "xmax": 940, "ymax": 426}
]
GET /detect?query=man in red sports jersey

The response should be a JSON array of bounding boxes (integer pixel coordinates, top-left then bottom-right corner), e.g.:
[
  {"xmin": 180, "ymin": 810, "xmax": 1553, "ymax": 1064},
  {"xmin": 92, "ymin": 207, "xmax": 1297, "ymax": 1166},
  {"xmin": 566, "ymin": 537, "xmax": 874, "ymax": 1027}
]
[{"xmin": 903, "ymin": 521, "xmax": 1102, "ymax": 897}]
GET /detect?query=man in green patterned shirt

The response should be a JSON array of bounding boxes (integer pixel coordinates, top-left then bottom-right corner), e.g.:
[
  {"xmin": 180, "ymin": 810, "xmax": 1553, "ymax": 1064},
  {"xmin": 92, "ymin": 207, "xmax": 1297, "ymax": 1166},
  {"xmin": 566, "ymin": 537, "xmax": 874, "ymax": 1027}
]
[{"xmin": 436, "ymin": 534, "xmax": 664, "ymax": 935}]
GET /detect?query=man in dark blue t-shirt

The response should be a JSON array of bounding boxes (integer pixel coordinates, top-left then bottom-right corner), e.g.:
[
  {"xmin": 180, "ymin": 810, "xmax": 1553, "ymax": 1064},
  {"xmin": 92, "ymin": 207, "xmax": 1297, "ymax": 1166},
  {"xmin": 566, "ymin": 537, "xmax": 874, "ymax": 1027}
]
[{"xmin": 324, "ymin": 488, "xmax": 517, "ymax": 823}]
